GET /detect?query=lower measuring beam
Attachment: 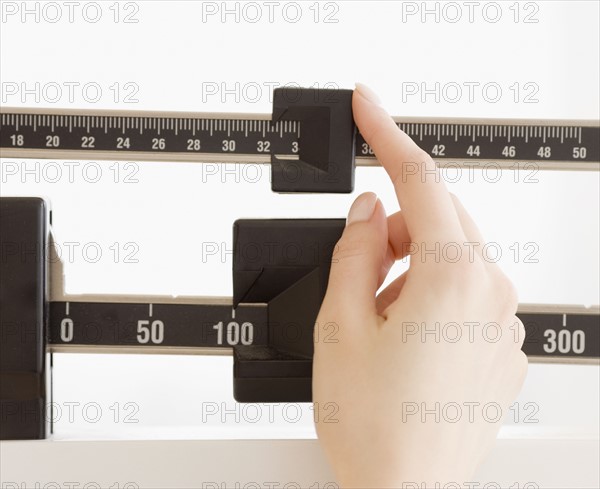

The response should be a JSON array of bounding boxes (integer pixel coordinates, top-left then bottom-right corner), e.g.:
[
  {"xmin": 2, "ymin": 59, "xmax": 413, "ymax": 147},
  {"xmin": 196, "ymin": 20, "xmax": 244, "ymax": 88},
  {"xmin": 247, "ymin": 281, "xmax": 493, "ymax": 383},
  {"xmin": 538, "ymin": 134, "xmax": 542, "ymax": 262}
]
[{"xmin": 46, "ymin": 300, "xmax": 599, "ymax": 362}]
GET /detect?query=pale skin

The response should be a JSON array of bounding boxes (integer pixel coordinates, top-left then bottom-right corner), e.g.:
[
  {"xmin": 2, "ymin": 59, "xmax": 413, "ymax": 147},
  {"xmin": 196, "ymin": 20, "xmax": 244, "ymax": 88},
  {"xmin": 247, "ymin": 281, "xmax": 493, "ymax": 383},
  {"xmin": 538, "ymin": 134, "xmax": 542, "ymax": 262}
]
[{"xmin": 313, "ymin": 84, "xmax": 528, "ymax": 488}]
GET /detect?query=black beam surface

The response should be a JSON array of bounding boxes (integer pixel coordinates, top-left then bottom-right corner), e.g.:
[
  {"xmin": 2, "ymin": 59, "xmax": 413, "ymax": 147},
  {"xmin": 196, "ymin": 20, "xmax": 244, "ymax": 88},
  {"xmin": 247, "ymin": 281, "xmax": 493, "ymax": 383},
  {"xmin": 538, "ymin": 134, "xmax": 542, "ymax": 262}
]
[
  {"xmin": 47, "ymin": 301, "xmax": 600, "ymax": 360},
  {"xmin": 2, "ymin": 112, "xmax": 598, "ymax": 166}
]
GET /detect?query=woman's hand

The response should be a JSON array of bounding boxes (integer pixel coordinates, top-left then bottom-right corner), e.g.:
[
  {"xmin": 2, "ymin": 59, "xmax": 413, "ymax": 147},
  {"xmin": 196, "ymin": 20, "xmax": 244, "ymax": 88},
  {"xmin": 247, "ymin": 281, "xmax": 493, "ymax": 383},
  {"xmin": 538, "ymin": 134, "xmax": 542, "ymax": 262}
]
[{"xmin": 313, "ymin": 84, "xmax": 528, "ymax": 488}]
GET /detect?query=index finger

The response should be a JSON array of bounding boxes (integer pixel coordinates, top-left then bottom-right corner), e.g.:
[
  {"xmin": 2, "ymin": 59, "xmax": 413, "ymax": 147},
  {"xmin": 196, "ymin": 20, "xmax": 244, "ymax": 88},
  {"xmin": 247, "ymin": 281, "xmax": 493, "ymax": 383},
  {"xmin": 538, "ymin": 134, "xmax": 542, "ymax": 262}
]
[{"xmin": 353, "ymin": 85, "xmax": 465, "ymax": 243}]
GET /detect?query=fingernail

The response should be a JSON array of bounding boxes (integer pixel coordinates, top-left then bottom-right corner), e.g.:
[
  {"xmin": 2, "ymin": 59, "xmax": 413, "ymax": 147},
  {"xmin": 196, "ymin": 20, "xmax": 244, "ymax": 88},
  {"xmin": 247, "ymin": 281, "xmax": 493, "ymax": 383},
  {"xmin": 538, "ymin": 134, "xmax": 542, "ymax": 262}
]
[
  {"xmin": 355, "ymin": 82, "xmax": 382, "ymax": 106},
  {"xmin": 347, "ymin": 192, "xmax": 378, "ymax": 225}
]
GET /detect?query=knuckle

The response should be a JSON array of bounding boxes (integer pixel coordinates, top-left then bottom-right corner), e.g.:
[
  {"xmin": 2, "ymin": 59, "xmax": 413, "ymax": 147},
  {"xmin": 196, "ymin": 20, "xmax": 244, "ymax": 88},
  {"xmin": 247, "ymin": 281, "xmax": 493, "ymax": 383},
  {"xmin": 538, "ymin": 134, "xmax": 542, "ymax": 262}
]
[
  {"xmin": 489, "ymin": 269, "xmax": 519, "ymax": 309},
  {"xmin": 448, "ymin": 256, "xmax": 486, "ymax": 282},
  {"xmin": 432, "ymin": 259, "xmax": 487, "ymax": 296},
  {"xmin": 328, "ymin": 235, "xmax": 372, "ymax": 286},
  {"xmin": 501, "ymin": 277, "xmax": 519, "ymax": 310},
  {"xmin": 460, "ymin": 261, "xmax": 484, "ymax": 283},
  {"xmin": 515, "ymin": 350, "xmax": 529, "ymax": 378},
  {"xmin": 332, "ymin": 235, "xmax": 369, "ymax": 263}
]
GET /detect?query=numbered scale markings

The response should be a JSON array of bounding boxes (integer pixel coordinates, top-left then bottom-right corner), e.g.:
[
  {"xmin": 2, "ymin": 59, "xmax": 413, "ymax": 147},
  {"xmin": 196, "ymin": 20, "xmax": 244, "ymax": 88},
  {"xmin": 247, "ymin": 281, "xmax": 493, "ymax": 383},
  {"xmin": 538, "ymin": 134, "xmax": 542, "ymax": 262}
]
[
  {"xmin": 48, "ymin": 301, "xmax": 600, "ymax": 361},
  {"xmin": 49, "ymin": 301, "xmax": 268, "ymax": 352},
  {"xmin": 519, "ymin": 308, "xmax": 599, "ymax": 360},
  {"xmin": 1, "ymin": 109, "xmax": 598, "ymax": 170}
]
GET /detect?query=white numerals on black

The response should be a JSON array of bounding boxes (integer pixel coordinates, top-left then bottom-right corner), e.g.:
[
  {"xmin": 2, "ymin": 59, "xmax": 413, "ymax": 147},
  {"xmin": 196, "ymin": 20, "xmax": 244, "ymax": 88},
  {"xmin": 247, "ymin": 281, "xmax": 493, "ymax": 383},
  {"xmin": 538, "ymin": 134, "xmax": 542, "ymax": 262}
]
[
  {"xmin": 543, "ymin": 329, "xmax": 585, "ymax": 354},
  {"xmin": 137, "ymin": 319, "xmax": 164, "ymax": 344},
  {"xmin": 10, "ymin": 134, "xmax": 24, "ymax": 146},
  {"xmin": 467, "ymin": 145, "xmax": 480, "ymax": 157},
  {"xmin": 60, "ymin": 318, "xmax": 74, "ymax": 343},
  {"xmin": 187, "ymin": 139, "xmax": 201, "ymax": 151},
  {"xmin": 152, "ymin": 138, "xmax": 166, "ymax": 150},
  {"xmin": 213, "ymin": 321, "xmax": 253, "ymax": 346},
  {"xmin": 502, "ymin": 145, "xmax": 516, "ymax": 157},
  {"xmin": 81, "ymin": 136, "xmax": 95, "ymax": 148},
  {"xmin": 222, "ymin": 140, "xmax": 236, "ymax": 152},
  {"xmin": 431, "ymin": 144, "xmax": 445, "ymax": 156},
  {"xmin": 537, "ymin": 146, "xmax": 551, "ymax": 158},
  {"xmin": 361, "ymin": 143, "xmax": 374, "ymax": 155},
  {"xmin": 46, "ymin": 135, "xmax": 60, "ymax": 147},
  {"xmin": 257, "ymin": 140, "xmax": 270, "ymax": 153},
  {"xmin": 117, "ymin": 137, "xmax": 131, "ymax": 149}
]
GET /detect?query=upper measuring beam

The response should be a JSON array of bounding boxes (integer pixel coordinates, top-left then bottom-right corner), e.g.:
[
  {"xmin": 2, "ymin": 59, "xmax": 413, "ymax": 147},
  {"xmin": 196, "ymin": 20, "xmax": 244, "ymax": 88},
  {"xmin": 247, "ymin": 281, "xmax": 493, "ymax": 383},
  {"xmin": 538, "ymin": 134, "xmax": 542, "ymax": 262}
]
[
  {"xmin": 1, "ymin": 87, "xmax": 360, "ymax": 193},
  {"xmin": 1, "ymin": 107, "xmax": 599, "ymax": 171}
]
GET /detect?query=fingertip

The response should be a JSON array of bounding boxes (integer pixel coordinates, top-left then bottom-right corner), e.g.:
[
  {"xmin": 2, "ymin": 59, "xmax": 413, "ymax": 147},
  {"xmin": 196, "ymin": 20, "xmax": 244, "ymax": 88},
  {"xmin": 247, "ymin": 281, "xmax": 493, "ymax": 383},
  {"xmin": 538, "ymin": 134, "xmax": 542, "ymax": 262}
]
[
  {"xmin": 324, "ymin": 192, "xmax": 390, "ymax": 319},
  {"xmin": 347, "ymin": 192, "xmax": 378, "ymax": 225},
  {"xmin": 373, "ymin": 197, "xmax": 388, "ymax": 228},
  {"xmin": 354, "ymin": 82, "xmax": 382, "ymax": 106},
  {"xmin": 352, "ymin": 84, "xmax": 389, "ymax": 131}
]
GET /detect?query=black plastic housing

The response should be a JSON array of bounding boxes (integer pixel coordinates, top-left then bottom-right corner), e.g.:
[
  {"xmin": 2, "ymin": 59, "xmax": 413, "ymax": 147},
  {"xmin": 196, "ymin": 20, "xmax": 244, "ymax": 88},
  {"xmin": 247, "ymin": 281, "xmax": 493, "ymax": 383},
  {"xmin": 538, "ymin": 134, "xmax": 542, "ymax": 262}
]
[
  {"xmin": 0, "ymin": 197, "xmax": 48, "ymax": 440},
  {"xmin": 271, "ymin": 87, "xmax": 356, "ymax": 193},
  {"xmin": 232, "ymin": 219, "xmax": 345, "ymax": 402}
]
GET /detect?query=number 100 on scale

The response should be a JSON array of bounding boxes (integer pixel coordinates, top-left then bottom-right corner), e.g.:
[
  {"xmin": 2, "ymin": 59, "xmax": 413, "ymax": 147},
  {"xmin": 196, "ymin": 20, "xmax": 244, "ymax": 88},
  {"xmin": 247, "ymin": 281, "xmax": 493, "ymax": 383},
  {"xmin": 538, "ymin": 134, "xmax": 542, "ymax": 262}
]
[{"xmin": 213, "ymin": 321, "xmax": 254, "ymax": 346}]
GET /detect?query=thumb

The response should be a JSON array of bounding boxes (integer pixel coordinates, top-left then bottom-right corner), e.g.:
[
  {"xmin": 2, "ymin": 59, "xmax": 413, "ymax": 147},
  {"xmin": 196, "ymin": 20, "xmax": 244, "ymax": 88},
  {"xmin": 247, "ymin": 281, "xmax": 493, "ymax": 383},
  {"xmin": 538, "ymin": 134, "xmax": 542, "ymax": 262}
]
[{"xmin": 322, "ymin": 192, "xmax": 388, "ymax": 321}]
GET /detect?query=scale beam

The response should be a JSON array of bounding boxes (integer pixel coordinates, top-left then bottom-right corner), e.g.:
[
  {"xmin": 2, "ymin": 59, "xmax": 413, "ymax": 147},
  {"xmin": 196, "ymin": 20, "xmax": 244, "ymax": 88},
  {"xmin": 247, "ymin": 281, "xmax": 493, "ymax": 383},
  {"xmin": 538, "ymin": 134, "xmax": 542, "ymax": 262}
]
[
  {"xmin": 1, "ymin": 108, "xmax": 598, "ymax": 169},
  {"xmin": 44, "ymin": 299, "xmax": 600, "ymax": 364}
]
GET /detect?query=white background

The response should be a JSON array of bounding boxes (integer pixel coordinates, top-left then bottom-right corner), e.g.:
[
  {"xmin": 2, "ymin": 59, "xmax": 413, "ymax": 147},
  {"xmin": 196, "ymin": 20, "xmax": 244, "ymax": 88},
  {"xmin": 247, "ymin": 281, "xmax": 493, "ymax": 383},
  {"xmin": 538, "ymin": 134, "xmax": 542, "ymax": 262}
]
[{"xmin": 1, "ymin": 1, "xmax": 599, "ymax": 487}]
